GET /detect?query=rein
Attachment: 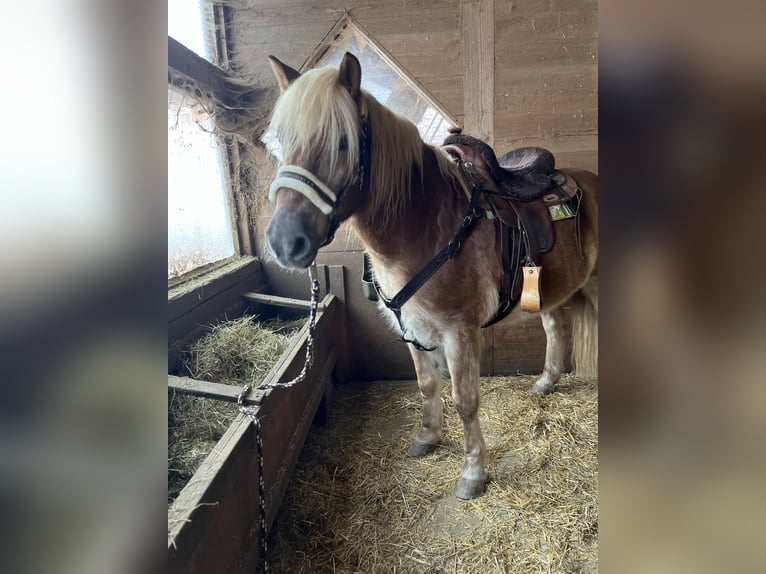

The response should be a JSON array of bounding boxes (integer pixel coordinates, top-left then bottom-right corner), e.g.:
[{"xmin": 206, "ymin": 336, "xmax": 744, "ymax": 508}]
[{"xmin": 268, "ymin": 116, "xmax": 371, "ymax": 247}]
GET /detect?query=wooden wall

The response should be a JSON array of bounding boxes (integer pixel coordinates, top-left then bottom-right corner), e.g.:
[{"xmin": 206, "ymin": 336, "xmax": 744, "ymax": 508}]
[
  {"xmin": 223, "ymin": 0, "xmax": 597, "ymax": 380},
  {"xmin": 494, "ymin": 0, "xmax": 598, "ymax": 173}
]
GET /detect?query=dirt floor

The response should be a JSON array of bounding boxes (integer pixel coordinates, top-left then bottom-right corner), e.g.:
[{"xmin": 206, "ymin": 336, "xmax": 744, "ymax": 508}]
[{"xmin": 268, "ymin": 374, "xmax": 598, "ymax": 573}]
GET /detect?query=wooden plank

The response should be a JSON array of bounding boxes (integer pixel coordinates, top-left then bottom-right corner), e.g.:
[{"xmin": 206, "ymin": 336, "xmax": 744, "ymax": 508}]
[
  {"xmin": 315, "ymin": 264, "xmax": 330, "ymax": 297},
  {"xmin": 328, "ymin": 265, "xmax": 346, "ymax": 304},
  {"xmin": 492, "ymin": 316, "xmax": 548, "ymax": 374},
  {"xmin": 168, "ymin": 36, "xmax": 231, "ymax": 98},
  {"xmin": 168, "ymin": 258, "xmax": 263, "ymax": 320},
  {"xmin": 168, "ymin": 414, "xmax": 255, "ymax": 572},
  {"xmin": 240, "ymin": 292, "xmax": 318, "ymax": 311},
  {"xmin": 463, "ymin": 0, "xmax": 494, "ymax": 143},
  {"xmin": 327, "ymin": 264, "xmax": 349, "ymax": 380},
  {"xmin": 263, "ymin": 349, "xmax": 336, "ymax": 530},
  {"xmin": 168, "ymin": 35, "xmax": 275, "ymax": 105},
  {"xmin": 168, "ymin": 375, "xmax": 266, "ymax": 406}
]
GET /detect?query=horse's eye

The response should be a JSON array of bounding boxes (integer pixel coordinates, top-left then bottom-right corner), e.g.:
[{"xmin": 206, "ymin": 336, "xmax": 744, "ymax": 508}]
[{"xmin": 338, "ymin": 136, "xmax": 348, "ymax": 152}]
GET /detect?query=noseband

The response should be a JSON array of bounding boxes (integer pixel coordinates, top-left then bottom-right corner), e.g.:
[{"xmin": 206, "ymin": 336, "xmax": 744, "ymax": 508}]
[{"xmin": 268, "ymin": 116, "xmax": 371, "ymax": 247}]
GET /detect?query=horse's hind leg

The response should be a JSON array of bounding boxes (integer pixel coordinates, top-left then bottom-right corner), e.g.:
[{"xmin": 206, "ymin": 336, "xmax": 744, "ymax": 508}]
[
  {"xmin": 407, "ymin": 346, "xmax": 445, "ymax": 457},
  {"xmin": 531, "ymin": 306, "xmax": 567, "ymax": 394},
  {"xmin": 444, "ymin": 328, "xmax": 487, "ymax": 499}
]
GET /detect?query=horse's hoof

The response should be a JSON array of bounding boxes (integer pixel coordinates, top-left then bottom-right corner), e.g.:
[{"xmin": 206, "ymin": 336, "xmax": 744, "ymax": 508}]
[
  {"xmin": 454, "ymin": 477, "xmax": 486, "ymax": 500},
  {"xmin": 530, "ymin": 380, "xmax": 554, "ymax": 394},
  {"xmin": 408, "ymin": 440, "xmax": 438, "ymax": 458}
]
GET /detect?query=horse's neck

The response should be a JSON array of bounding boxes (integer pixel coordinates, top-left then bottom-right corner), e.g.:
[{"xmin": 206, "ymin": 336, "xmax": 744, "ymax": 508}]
[{"xmin": 349, "ymin": 145, "xmax": 463, "ymax": 265}]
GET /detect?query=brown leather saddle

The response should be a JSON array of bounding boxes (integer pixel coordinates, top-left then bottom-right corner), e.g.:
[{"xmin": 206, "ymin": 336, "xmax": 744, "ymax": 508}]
[{"xmin": 443, "ymin": 132, "xmax": 581, "ymax": 324}]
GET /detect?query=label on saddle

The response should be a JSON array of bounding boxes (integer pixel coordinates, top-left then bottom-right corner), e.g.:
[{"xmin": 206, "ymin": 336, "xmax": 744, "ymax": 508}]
[
  {"xmin": 543, "ymin": 172, "xmax": 580, "ymax": 221},
  {"xmin": 545, "ymin": 197, "xmax": 576, "ymax": 221}
]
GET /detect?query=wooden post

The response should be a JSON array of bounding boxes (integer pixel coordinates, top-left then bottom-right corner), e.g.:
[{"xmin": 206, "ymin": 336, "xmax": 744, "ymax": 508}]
[{"xmin": 462, "ymin": 0, "xmax": 495, "ymax": 145}]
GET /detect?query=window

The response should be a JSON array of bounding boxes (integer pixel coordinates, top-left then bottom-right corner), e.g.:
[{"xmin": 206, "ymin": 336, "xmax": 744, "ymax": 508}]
[
  {"xmin": 168, "ymin": 0, "xmax": 212, "ymax": 62},
  {"xmin": 168, "ymin": 0, "xmax": 237, "ymax": 279},
  {"xmin": 167, "ymin": 88, "xmax": 235, "ymax": 279},
  {"xmin": 263, "ymin": 18, "xmax": 458, "ymax": 157}
]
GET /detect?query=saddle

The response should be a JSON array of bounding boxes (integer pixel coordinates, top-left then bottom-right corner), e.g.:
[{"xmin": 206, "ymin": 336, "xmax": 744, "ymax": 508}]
[{"xmin": 443, "ymin": 132, "xmax": 581, "ymax": 321}]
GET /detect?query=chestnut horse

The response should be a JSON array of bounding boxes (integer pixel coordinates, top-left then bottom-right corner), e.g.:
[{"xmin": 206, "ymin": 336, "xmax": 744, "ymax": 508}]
[{"xmin": 265, "ymin": 53, "xmax": 597, "ymax": 499}]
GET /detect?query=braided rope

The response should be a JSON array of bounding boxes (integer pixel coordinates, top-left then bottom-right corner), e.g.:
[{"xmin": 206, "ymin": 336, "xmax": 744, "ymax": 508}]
[{"xmin": 236, "ymin": 268, "xmax": 320, "ymax": 573}]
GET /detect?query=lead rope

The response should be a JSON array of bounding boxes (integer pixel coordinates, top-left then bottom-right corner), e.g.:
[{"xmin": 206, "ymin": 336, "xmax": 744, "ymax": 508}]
[{"xmin": 236, "ymin": 266, "xmax": 321, "ymax": 574}]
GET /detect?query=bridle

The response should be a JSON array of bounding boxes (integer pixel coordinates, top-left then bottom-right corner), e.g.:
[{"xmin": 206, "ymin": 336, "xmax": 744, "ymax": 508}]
[{"xmin": 268, "ymin": 115, "xmax": 371, "ymax": 247}]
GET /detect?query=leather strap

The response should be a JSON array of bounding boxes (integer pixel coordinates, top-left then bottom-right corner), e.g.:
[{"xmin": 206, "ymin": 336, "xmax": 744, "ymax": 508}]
[{"xmin": 322, "ymin": 116, "xmax": 372, "ymax": 247}]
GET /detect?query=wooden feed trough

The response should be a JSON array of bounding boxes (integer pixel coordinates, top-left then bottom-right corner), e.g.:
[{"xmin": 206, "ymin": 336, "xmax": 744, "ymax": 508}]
[{"xmin": 168, "ymin": 292, "xmax": 342, "ymax": 574}]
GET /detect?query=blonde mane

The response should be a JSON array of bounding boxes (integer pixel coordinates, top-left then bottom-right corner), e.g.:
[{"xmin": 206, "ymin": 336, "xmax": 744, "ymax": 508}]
[{"xmin": 269, "ymin": 65, "xmax": 467, "ymax": 227}]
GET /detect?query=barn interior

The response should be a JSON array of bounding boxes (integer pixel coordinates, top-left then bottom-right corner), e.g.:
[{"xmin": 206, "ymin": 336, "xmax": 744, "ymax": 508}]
[{"xmin": 167, "ymin": 1, "xmax": 597, "ymax": 572}]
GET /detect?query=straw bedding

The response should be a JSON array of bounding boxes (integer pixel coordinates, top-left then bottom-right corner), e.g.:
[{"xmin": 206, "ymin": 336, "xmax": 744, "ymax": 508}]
[
  {"xmin": 268, "ymin": 374, "xmax": 598, "ymax": 573},
  {"xmin": 168, "ymin": 315, "xmax": 303, "ymax": 504}
]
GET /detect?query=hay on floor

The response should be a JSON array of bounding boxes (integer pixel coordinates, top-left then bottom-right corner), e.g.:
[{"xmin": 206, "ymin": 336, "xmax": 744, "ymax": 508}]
[
  {"xmin": 269, "ymin": 374, "xmax": 598, "ymax": 573},
  {"xmin": 168, "ymin": 315, "xmax": 304, "ymax": 504}
]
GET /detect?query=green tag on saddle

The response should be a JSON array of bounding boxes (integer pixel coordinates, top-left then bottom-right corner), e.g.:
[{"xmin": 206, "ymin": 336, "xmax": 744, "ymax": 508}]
[
  {"xmin": 547, "ymin": 202, "xmax": 575, "ymax": 221},
  {"xmin": 543, "ymin": 192, "xmax": 576, "ymax": 221}
]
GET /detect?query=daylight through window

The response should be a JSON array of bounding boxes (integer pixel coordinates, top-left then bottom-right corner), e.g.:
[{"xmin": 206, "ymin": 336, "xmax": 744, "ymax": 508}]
[{"xmin": 168, "ymin": 88, "xmax": 235, "ymax": 278}]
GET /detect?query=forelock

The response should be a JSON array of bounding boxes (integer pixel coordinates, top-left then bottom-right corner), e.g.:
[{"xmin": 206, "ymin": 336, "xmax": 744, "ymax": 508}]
[{"xmin": 269, "ymin": 66, "xmax": 360, "ymax": 173}]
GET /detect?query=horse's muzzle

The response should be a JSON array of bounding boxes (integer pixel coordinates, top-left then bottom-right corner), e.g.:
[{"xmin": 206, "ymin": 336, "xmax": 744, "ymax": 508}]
[{"xmin": 265, "ymin": 208, "xmax": 319, "ymax": 269}]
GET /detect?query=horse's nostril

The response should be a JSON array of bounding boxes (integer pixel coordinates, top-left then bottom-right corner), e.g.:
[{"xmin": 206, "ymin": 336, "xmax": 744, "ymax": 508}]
[{"xmin": 290, "ymin": 235, "xmax": 309, "ymax": 259}]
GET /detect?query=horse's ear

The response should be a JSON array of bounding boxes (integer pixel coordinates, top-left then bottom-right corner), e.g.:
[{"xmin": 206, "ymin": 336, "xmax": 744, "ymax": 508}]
[
  {"xmin": 338, "ymin": 52, "xmax": 362, "ymax": 100},
  {"xmin": 269, "ymin": 56, "xmax": 300, "ymax": 93}
]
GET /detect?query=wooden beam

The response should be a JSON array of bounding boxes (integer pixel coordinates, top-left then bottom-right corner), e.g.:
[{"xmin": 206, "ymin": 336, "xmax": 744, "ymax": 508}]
[
  {"xmin": 169, "ymin": 257, "xmax": 262, "ymax": 319},
  {"xmin": 167, "ymin": 35, "xmax": 277, "ymax": 137},
  {"xmin": 168, "ymin": 35, "xmax": 231, "ymax": 103},
  {"xmin": 241, "ymin": 292, "xmax": 323, "ymax": 311},
  {"xmin": 168, "ymin": 375, "xmax": 266, "ymax": 406},
  {"xmin": 462, "ymin": 0, "xmax": 494, "ymax": 144}
]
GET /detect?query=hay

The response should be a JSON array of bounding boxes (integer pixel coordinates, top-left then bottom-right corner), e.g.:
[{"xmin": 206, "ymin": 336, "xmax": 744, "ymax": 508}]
[
  {"xmin": 183, "ymin": 315, "xmax": 305, "ymax": 387},
  {"xmin": 269, "ymin": 374, "xmax": 598, "ymax": 573},
  {"xmin": 168, "ymin": 315, "xmax": 304, "ymax": 504},
  {"xmin": 167, "ymin": 393, "xmax": 236, "ymax": 504}
]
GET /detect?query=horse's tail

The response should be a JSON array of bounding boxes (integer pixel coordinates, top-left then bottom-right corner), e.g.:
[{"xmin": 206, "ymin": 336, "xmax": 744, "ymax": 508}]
[{"xmin": 570, "ymin": 289, "xmax": 598, "ymax": 377}]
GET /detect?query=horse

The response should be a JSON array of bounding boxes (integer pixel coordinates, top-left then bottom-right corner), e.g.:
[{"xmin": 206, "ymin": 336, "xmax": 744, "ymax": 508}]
[{"xmin": 264, "ymin": 52, "xmax": 598, "ymax": 499}]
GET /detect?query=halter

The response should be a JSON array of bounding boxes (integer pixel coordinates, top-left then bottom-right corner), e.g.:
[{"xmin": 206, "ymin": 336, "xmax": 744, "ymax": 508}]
[{"xmin": 268, "ymin": 116, "xmax": 371, "ymax": 247}]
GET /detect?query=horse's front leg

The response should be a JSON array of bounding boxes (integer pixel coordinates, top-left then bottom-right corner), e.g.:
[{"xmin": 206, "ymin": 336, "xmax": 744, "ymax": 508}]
[
  {"xmin": 445, "ymin": 328, "xmax": 487, "ymax": 499},
  {"xmin": 407, "ymin": 346, "xmax": 445, "ymax": 457}
]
